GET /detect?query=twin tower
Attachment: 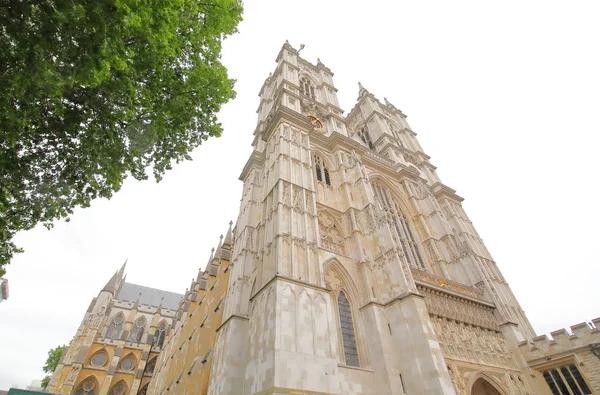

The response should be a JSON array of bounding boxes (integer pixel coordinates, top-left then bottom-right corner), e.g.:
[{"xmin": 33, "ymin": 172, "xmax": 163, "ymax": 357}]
[{"xmin": 50, "ymin": 42, "xmax": 592, "ymax": 395}]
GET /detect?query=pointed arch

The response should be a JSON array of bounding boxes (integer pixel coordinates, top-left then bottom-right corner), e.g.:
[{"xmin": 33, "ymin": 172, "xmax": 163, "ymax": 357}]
[
  {"xmin": 129, "ymin": 315, "xmax": 147, "ymax": 344},
  {"xmin": 108, "ymin": 379, "xmax": 128, "ymax": 395},
  {"xmin": 73, "ymin": 375, "xmax": 99, "ymax": 395},
  {"xmin": 137, "ymin": 383, "xmax": 149, "ymax": 395},
  {"xmin": 371, "ymin": 179, "xmax": 426, "ymax": 269},
  {"xmin": 299, "ymin": 74, "xmax": 316, "ymax": 99},
  {"xmin": 144, "ymin": 357, "xmax": 157, "ymax": 376},
  {"xmin": 88, "ymin": 348, "xmax": 109, "ymax": 368},
  {"xmin": 312, "ymin": 151, "xmax": 335, "ymax": 187},
  {"xmin": 467, "ymin": 372, "xmax": 507, "ymax": 395},
  {"xmin": 152, "ymin": 320, "xmax": 168, "ymax": 348},
  {"xmin": 117, "ymin": 352, "xmax": 137, "ymax": 372},
  {"xmin": 358, "ymin": 125, "xmax": 374, "ymax": 150},
  {"xmin": 323, "ymin": 259, "xmax": 368, "ymax": 368},
  {"xmin": 105, "ymin": 312, "xmax": 125, "ymax": 340}
]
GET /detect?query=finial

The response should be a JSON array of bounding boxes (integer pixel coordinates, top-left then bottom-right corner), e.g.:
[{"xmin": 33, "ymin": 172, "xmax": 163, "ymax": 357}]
[
  {"xmin": 220, "ymin": 234, "xmax": 224, "ymax": 240},
  {"xmin": 285, "ymin": 39, "xmax": 289, "ymax": 44},
  {"xmin": 358, "ymin": 82, "xmax": 364, "ymax": 90},
  {"xmin": 224, "ymin": 221, "xmax": 234, "ymax": 247}
]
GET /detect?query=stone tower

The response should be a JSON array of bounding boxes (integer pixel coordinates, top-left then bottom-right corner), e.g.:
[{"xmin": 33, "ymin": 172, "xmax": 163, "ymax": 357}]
[{"xmin": 203, "ymin": 42, "xmax": 536, "ymax": 395}]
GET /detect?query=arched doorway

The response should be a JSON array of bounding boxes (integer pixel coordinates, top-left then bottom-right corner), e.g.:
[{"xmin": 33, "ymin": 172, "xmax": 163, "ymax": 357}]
[{"xmin": 472, "ymin": 377, "xmax": 502, "ymax": 395}]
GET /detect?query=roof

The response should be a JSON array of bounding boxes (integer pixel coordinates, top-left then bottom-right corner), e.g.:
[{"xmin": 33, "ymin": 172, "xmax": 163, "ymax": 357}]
[{"xmin": 117, "ymin": 282, "xmax": 183, "ymax": 310}]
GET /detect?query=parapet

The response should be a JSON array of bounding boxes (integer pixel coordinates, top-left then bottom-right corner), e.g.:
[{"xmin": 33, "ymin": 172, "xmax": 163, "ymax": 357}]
[{"xmin": 518, "ymin": 318, "xmax": 600, "ymax": 362}]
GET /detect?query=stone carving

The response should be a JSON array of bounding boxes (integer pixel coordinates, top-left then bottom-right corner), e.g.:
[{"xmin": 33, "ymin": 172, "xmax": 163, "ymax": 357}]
[
  {"xmin": 66, "ymin": 364, "xmax": 81, "ymax": 385},
  {"xmin": 324, "ymin": 270, "xmax": 342, "ymax": 292},
  {"xmin": 292, "ymin": 188, "xmax": 304, "ymax": 214},
  {"xmin": 92, "ymin": 306, "xmax": 106, "ymax": 328},
  {"xmin": 412, "ymin": 268, "xmax": 483, "ymax": 299},
  {"xmin": 403, "ymin": 152, "xmax": 419, "ymax": 166},
  {"xmin": 430, "ymin": 314, "xmax": 515, "ymax": 368},
  {"xmin": 419, "ymin": 285, "xmax": 496, "ymax": 330},
  {"xmin": 318, "ymin": 211, "xmax": 345, "ymax": 255}
]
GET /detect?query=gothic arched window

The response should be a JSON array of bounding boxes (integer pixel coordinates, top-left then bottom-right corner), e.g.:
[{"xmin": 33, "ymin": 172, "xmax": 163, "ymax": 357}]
[
  {"xmin": 372, "ymin": 183, "xmax": 425, "ymax": 269},
  {"xmin": 105, "ymin": 313, "xmax": 124, "ymax": 340},
  {"xmin": 89, "ymin": 350, "xmax": 108, "ymax": 368},
  {"xmin": 358, "ymin": 126, "xmax": 374, "ymax": 150},
  {"xmin": 138, "ymin": 384, "xmax": 149, "ymax": 395},
  {"xmin": 313, "ymin": 155, "xmax": 331, "ymax": 186},
  {"xmin": 128, "ymin": 317, "xmax": 146, "ymax": 344},
  {"xmin": 152, "ymin": 320, "xmax": 167, "ymax": 348},
  {"xmin": 75, "ymin": 376, "xmax": 97, "ymax": 395},
  {"xmin": 108, "ymin": 380, "xmax": 127, "ymax": 395},
  {"xmin": 337, "ymin": 291, "xmax": 359, "ymax": 367},
  {"xmin": 118, "ymin": 353, "xmax": 137, "ymax": 372},
  {"xmin": 300, "ymin": 77, "xmax": 315, "ymax": 99},
  {"xmin": 144, "ymin": 357, "xmax": 157, "ymax": 376}
]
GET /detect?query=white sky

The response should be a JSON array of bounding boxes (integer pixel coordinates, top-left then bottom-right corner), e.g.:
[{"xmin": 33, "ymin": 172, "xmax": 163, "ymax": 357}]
[{"xmin": 1, "ymin": 0, "xmax": 599, "ymax": 390}]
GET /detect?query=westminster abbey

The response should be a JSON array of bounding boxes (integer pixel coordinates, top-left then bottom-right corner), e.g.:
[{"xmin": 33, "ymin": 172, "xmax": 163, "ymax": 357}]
[{"xmin": 48, "ymin": 42, "xmax": 600, "ymax": 395}]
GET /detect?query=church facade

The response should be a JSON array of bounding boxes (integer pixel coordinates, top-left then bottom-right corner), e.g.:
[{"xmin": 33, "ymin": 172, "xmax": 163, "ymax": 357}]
[{"xmin": 50, "ymin": 42, "xmax": 599, "ymax": 395}]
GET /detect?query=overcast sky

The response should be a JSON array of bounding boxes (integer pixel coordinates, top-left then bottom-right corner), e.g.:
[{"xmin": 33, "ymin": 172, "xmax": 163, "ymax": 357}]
[{"xmin": 1, "ymin": 0, "xmax": 599, "ymax": 390}]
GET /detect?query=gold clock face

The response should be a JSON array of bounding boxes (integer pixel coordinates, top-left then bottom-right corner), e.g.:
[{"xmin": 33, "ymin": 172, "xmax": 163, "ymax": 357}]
[{"xmin": 307, "ymin": 114, "xmax": 326, "ymax": 134}]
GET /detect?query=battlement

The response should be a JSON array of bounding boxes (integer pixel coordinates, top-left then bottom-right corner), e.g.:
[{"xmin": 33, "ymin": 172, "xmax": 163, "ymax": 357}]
[{"xmin": 518, "ymin": 318, "xmax": 600, "ymax": 361}]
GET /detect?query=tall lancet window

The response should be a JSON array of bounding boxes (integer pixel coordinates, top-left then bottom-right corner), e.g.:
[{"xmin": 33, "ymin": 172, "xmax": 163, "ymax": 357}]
[
  {"xmin": 313, "ymin": 155, "xmax": 331, "ymax": 186},
  {"xmin": 128, "ymin": 317, "xmax": 146, "ymax": 344},
  {"xmin": 337, "ymin": 291, "xmax": 359, "ymax": 367},
  {"xmin": 300, "ymin": 77, "xmax": 315, "ymax": 99},
  {"xmin": 106, "ymin": 313, "xmax": 124, "ymax": 340},
  {"xmin": 373, "ymin": 183, "xmax": 425, "ymax": 269},
  {"xmin": 358, "ymin": 126, "xmax": 374, "ymax": 150},
  {"xmin": 153, "ymin": 320, "xmax": 167, "ymax": 348}
]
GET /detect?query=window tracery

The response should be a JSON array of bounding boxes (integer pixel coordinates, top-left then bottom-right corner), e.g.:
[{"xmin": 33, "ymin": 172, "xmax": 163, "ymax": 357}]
[
  {"xmin": 372, "ymin": 183, "xmax": 425, "ymax": 269},
  {"xmin": 144, "ymin": 357, "xmax": 157, "ymax": 376},
  {"xmin": 338, "ymin": 291, "xmax": 359, "ymax": 367},
  {"xmin": 300, "ymin": 77, "xmax": 315, "ymax": 99},
  {"xmin": 109, "ymin": 380, "xmax": 127, "ymax": 395},
  {"xmin": 313, "ymin": 155, "xmax": 331, "ymax": 186},
  {"xmin": 152, "ymin": 320, "xmax": 167, "ymax": 348},
  {"xmin": 89, "ymin": 350, "xmax": 108, "ymax": 367},
  {"xmin": 106, "ymin": 313, "xmax": 124, "ymax": 340},
  {"xmin": 75, "ymin": 376, "xmax": 97, "ymax": 395},
  {"xmin": 118, "ymin": 353, "xmax": 136, "ymax": 371},
  {"xmin": 358, "ymin": 126, "xmax": 374, "ymax": 150},
  {"xmin": 324, "ymin": 266, "xmax": 362, "ymax": 368},
  {"xmin": 128, "ymin": 317, "xmax": 146, "ymax": 344},
  {"xmin": 543, "ymin": 364, "xmax": 591, "ymax": 395}
]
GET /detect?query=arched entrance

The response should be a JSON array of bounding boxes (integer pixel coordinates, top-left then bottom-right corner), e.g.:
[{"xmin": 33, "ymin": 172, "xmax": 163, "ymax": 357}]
[{"xmin": 472, "ymin": 377, "xmax": 502, "ymax": 395}]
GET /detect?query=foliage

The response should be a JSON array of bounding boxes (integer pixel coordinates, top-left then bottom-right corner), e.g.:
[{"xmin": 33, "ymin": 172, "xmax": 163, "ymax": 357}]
[
  {"xmin": 0, "ymin": 0, "xmax": 243, "ymax": 275},
  {"xmin": 41, "ymin": 344, "xmax": 67, "ymax": 388}
]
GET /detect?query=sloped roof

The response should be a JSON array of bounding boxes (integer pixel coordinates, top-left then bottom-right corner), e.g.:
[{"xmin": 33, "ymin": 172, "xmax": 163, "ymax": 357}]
[{"xmin": 117, "ymin": 282, "xmax": 183, "ymax": 310}]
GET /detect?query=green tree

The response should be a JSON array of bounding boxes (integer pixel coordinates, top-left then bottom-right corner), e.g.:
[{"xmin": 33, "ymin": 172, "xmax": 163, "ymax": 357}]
[
  {"xmin": 0, "ymin": 0, "xmax": 243, "ymax": 275},
  {"xmin": 41, "ymin": 344, "xmax": 67, "ymax": 388}
]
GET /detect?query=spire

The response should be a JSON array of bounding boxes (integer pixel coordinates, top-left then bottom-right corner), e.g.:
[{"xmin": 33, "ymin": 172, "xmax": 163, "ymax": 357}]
[
  {"xmin": 101, "ymin": 269, "xmax": 120, "ymax": 295},
  {"xmin": 156, "ymin": 297, "xmax": 164, "ymax": 315},
  {"xmin": 132, "ymin": 292, "xmax": 142, "ymax": 310},
  {"xmin": 212, "ymin": 235, "xmax": 224, "ymax": 262},
  {"xmin": 358, "ymin": 82, "xmax": 369, "ymax": 97},
  {"xmin": 207, "ymin": 248, "xmax": 215, "ymax": 267},
  {"xmin": 223, "ymin": 221, "xmax": 234, "ymax": 248}
]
